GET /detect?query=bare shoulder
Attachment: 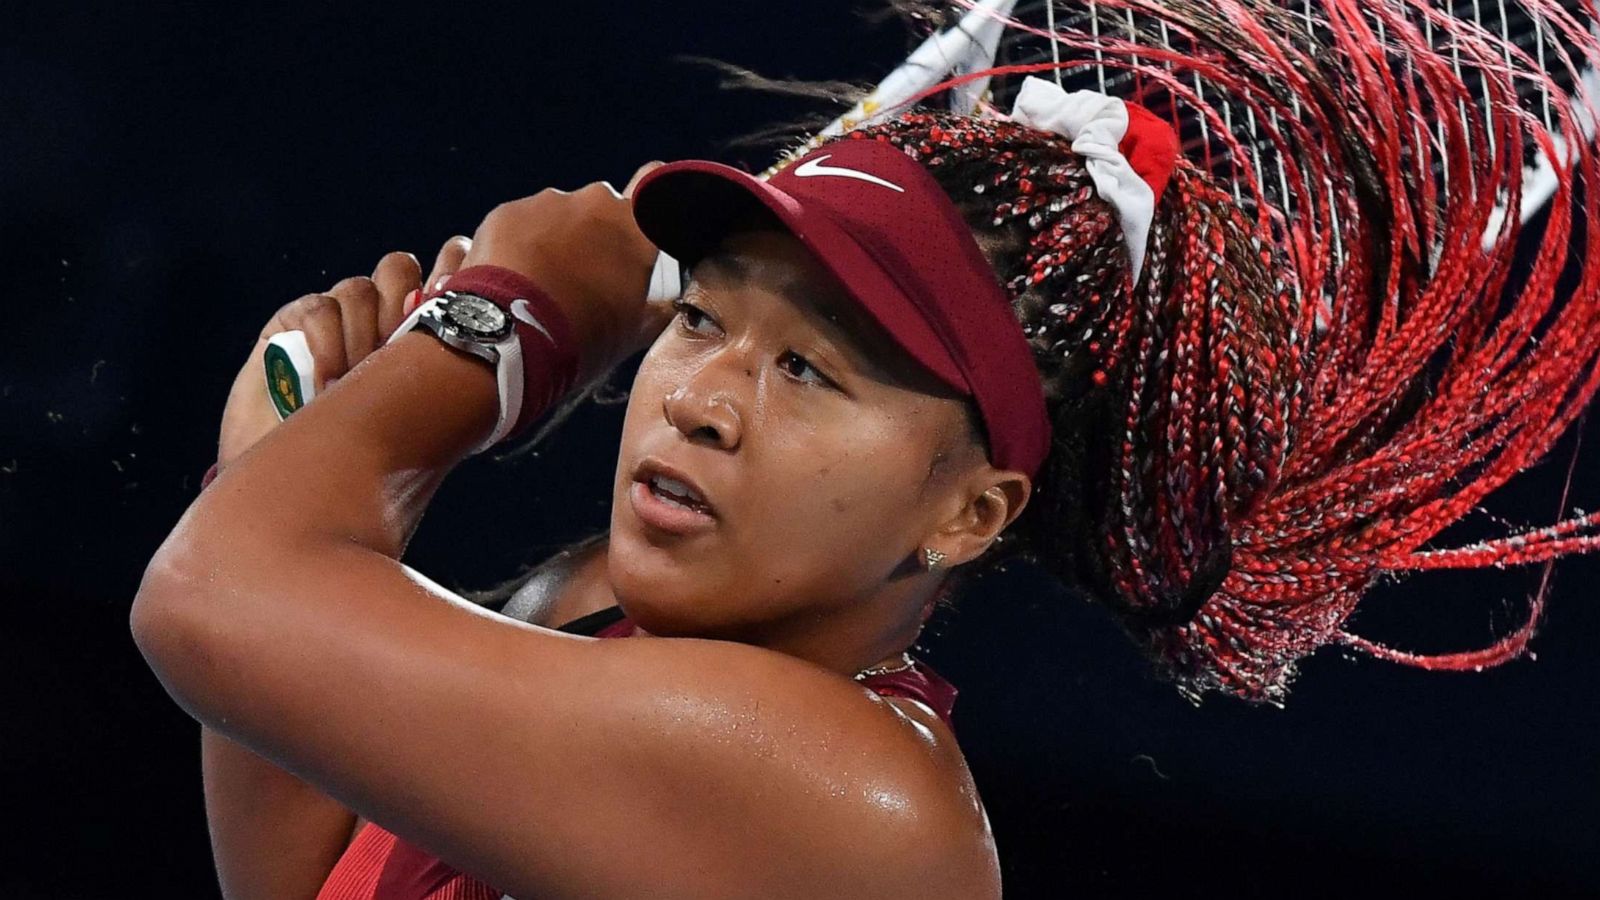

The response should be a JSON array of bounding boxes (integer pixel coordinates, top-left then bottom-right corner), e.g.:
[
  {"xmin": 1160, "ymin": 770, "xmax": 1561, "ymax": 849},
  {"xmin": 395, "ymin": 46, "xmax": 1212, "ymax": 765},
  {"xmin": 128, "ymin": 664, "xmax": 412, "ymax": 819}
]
[
  {"xmin": 629, "ymin": 638, "xmax": 1003, "ymax": 898},
  {"xmin": 873, "ymin": 694, "xmax": 1002, "ymax": 895},
  {"xmin": 492, "ymin": 544, "xmax": 998, "ymax": 890}
]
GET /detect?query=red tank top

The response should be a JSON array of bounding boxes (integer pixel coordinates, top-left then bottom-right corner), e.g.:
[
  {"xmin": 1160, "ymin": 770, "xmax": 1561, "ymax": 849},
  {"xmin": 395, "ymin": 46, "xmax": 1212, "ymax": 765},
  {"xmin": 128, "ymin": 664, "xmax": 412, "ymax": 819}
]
[{"xmin": 315, "ymin": 607, "xmax": 959, "ymax": 900}]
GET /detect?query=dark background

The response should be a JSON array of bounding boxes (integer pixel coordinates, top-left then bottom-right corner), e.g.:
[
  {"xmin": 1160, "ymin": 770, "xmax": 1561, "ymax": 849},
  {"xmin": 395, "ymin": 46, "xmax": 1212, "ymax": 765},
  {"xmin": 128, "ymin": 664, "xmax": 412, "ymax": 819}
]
[{"xmin": 3, "ymin": 2, "xmax": 1597, "ymax": 897}]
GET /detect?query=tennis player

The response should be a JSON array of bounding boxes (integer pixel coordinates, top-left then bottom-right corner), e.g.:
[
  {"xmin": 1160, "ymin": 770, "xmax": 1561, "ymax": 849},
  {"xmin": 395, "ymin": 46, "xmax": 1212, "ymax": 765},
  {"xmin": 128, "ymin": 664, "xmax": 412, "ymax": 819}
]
[{"xmin": 131, "ymin": 45, "xmax": 1600, "ymax": 892}]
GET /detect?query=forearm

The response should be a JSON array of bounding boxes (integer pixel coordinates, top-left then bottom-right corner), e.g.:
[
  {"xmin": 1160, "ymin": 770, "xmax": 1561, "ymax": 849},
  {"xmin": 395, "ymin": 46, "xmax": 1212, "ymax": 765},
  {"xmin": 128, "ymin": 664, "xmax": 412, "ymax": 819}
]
[
  {"xmin": 202, "ymin": 726, "xmax": 357, "ymax": 900},
  {"xmin": 131, "ymin": 330, "xmax": 501, "ymax": 733}
]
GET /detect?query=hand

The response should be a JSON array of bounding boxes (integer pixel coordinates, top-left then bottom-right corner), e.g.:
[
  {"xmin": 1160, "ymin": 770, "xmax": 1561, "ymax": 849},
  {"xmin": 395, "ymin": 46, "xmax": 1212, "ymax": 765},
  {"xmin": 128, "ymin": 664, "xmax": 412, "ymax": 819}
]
[
  {"xmin": 216, "ymin": 238, "xmax": 471, "ymax": 466},
  {"xmin": 457, "ymin": 162, "xmax": 674, "ymax": 388}
]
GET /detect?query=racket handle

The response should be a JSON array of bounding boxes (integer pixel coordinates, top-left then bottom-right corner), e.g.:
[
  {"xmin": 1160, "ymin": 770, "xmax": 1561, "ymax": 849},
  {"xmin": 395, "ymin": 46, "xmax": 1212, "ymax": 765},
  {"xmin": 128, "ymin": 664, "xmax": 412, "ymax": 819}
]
[
  {"xmin": 260, "ymin": 253, "xmax": 682, "ymax": 421},
  {"xmin": 263, "ymin": 330, "xmax": 316, "ymax": 421}
]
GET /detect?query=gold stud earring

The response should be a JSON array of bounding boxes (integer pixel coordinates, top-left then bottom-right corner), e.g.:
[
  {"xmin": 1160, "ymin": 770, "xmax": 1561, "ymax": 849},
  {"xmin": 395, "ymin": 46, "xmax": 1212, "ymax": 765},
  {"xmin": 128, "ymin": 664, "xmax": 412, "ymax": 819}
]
[{"xmin": 921, "ymin": 547, "xmax": 946, "ymax": 572}]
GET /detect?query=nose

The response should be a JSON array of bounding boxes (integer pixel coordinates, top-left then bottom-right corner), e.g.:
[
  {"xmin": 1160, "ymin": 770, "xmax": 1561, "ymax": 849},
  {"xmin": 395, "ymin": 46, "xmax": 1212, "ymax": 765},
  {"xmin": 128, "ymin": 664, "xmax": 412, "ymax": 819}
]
[{"xmin": 663, "ymin": 355, "xmax": 749, "ymax": 451}]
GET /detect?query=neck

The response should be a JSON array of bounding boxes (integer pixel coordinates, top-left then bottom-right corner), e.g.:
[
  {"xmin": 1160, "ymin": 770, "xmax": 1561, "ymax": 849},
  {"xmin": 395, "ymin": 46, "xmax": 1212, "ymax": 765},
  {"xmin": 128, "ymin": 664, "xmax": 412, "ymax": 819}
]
[
  {"xmin": 557, "ymin": 534, "xmax": 937, "ymax": 679},
  {"xmin": 666, "ymin": 586, "xmax": 934, "ymax": 680}
]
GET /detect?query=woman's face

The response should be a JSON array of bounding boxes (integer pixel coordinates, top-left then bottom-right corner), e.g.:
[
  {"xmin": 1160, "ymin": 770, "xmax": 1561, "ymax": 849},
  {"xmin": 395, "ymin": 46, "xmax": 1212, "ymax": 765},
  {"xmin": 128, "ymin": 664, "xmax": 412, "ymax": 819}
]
[{"xmin": 608, "ymin": 228, "xmax": 983, "ymax": 642}]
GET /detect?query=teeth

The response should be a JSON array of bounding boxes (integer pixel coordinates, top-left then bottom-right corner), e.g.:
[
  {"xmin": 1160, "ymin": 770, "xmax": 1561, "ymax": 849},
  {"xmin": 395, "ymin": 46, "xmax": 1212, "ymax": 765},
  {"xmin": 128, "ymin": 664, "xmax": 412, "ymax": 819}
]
[
  {"xmin": 655, "ymin": 491, "xmax": 698, "ymax": 511},
  {"xmin": 651, "ymin": 474, "xmax": 704, "ymax": 505}
]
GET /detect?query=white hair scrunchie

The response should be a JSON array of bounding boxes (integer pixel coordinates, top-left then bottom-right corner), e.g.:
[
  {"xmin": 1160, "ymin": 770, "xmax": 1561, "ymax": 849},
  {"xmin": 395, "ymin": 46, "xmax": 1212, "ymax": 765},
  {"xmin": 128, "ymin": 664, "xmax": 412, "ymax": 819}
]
[{"xmin": 1008, "ymin": 76, "xmax": 1180, "ymax": 284}]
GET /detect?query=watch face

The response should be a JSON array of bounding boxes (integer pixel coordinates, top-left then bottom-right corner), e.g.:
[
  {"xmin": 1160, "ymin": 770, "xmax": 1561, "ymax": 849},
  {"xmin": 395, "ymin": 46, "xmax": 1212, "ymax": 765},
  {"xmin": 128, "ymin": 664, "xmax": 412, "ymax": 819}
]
[{"xmin": 443, "ymin": 294, "xmax": 510, "ymax": 339}]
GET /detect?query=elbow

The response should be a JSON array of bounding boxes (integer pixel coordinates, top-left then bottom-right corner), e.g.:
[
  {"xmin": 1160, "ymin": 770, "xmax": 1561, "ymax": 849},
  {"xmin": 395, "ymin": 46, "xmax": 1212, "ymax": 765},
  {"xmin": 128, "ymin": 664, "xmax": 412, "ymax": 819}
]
[
  {"xmin": 130, "ymin": 535, "xmax": 228, "ymax": 721},
  {"xmin": 129, "ymin": 549, "xmax": 187, "ymax": 669}
]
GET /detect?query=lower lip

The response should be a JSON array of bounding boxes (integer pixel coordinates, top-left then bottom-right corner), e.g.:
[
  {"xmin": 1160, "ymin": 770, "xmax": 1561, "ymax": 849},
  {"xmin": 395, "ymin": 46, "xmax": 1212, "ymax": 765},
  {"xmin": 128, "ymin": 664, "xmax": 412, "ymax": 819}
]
[{"xmin": 629, "ymin": 480, "xmax": 717, "ymax": 535}]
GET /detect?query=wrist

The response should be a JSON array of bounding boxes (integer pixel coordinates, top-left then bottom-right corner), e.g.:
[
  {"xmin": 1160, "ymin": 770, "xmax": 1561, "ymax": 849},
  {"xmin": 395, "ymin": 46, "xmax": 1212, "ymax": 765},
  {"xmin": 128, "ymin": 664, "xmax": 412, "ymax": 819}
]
[{"xmin": 417, "ymin": 265, "xmax": 584, "ymax": 451}]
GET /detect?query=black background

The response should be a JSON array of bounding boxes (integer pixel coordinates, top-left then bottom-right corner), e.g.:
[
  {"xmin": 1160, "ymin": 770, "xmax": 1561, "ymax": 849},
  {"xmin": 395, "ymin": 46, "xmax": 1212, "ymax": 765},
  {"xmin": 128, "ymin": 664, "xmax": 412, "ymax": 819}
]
[{"xmin": 3, "ymin": 2, "xmax": 1597, "ymax": 897}]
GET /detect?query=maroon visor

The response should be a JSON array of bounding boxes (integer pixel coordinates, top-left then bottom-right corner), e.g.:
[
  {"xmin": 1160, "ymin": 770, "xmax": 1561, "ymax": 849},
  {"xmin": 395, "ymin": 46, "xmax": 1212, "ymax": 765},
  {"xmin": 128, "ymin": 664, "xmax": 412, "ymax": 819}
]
[{"xmin": 631, "ymin": 136, "xmax": 1050, "ymax": 481}]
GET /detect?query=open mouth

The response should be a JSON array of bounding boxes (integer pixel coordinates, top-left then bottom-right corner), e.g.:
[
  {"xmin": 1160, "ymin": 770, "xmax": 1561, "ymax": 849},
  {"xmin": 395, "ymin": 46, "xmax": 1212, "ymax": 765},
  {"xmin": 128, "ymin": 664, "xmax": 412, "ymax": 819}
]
[
  {"xmin": 629, "ymin": 457, "xmax": 719, "ymax": 535},
  {"xmin": 644, "ymin": 473, "xmax": 714, "ymax": 516}
]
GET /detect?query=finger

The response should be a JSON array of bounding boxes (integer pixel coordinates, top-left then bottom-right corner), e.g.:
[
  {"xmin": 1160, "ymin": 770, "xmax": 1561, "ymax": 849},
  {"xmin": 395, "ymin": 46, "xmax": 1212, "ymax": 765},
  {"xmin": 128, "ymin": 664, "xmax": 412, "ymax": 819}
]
[
  {"xmin": 622, "ymin": 161, "xmax": 665, "ymax": 199},
  {"xmin": 327, "ymin": 276, "xmax": 382, "ymax": 367},
  {"xmin": 372, "ymin": 251, "xmax": 422, "ymax": 337},
  {"xmin": 285, "ymin": 294, "xmax": 349, "ymax": 389},
  {"xmin": 425, "ymin": 236, "xmax": 472, "ymax": 294},
  {"xmin": 402, "ymin": 288, "xmax": 424, "ymax": 318}
]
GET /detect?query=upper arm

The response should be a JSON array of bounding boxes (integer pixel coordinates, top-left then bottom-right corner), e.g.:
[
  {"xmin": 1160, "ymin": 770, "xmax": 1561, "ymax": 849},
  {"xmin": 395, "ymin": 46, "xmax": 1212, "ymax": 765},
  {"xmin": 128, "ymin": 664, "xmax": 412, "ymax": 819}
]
[{"xmin": 134, "ymin": 542, "xmax": 992, "ymax": 899}]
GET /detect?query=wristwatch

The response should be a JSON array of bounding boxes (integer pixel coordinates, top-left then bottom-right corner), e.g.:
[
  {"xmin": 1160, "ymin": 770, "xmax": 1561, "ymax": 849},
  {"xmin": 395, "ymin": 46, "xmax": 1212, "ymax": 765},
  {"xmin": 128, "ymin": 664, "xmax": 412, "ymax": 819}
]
[
  {"xmin": 391, "ymin": 289, "xmax": 527, "ymax": 454},
  {"xmin": 412, "ymin": 291, "xmax": 516, "ymax": 365}
]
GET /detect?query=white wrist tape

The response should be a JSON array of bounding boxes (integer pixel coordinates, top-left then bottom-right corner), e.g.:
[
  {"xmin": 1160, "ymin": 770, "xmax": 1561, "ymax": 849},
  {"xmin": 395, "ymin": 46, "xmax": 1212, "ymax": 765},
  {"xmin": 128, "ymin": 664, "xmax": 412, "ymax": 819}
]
[{"xmin": 646, "ymin": 251, "xmax": 684, "ymax": 304}]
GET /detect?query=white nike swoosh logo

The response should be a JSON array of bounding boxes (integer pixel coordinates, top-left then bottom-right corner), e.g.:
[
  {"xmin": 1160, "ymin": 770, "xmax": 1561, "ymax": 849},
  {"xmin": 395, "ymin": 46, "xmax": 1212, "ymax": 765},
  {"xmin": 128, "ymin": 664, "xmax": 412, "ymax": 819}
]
[
  {"xmin": 510, "ymin": 299, "xmax": 554, "ymax": 343},
  {"xmin": 791, "ymin": 155, "xmax": 905, "ymax": 193}
]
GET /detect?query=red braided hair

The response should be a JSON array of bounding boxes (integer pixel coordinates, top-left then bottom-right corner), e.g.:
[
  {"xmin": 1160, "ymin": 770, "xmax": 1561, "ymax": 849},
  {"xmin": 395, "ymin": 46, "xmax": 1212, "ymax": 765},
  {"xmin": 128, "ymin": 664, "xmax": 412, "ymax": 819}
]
[{"xmin": 826, "ymin": 0, "xmax": 1600, "ymax": 703}]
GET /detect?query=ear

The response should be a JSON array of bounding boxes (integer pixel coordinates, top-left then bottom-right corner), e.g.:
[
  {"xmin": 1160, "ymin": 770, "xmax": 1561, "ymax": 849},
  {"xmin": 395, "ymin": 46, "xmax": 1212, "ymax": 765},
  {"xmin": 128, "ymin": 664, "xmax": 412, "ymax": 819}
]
[{"xmin": 925, "ymin": 467, "xmax": 1032, "ymax": 568}]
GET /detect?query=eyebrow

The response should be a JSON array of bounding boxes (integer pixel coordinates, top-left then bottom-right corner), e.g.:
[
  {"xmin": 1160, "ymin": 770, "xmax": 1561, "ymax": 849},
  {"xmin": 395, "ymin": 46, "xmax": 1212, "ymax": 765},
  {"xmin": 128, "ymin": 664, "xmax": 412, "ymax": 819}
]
[{"xmin": 692, "ymin": 250, "xmax": 915, "ymax": 385}]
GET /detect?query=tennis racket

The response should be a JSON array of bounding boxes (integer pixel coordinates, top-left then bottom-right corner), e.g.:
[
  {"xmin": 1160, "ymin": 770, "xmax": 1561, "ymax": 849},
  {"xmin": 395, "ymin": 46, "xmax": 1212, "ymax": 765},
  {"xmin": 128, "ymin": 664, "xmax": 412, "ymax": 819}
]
[{"xmin": 957, "ymin": 0, "xmax": 1600, "ymax": 328}]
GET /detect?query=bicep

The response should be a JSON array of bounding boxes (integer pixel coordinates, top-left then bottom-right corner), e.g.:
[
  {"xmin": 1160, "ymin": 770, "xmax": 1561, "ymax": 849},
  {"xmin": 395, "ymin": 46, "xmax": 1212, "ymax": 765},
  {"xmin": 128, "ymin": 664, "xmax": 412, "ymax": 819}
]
[{"xmin": 139, "ymin": 543, "xmax": 958, "ymax": 898}]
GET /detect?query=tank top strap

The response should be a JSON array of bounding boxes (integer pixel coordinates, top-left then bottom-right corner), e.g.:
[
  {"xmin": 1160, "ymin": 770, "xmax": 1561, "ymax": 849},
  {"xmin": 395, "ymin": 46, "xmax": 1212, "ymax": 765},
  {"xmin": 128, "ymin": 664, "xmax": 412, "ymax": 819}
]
[
  {"xmin": 554, "ymin": 604, "xmax": 628, "ymax": 636},
  {"xmin": 858, "ymin": 659, "xmax": 959, "ymax": 732}
]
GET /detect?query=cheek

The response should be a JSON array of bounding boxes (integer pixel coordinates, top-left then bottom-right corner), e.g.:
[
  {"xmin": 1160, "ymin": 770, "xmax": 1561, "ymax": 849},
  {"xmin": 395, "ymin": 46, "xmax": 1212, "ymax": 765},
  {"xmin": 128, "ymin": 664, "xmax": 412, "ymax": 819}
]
[
  {"xmin": 628, "ymin": 338, "xmax": 675, "ymax": 409},
  {"xmin": 755, "ymin": 417, "xmax": 930, "ymax": 550},
  {"xmin": 618, "ymin": 340, "xmax": 689, "ymax": 443}
]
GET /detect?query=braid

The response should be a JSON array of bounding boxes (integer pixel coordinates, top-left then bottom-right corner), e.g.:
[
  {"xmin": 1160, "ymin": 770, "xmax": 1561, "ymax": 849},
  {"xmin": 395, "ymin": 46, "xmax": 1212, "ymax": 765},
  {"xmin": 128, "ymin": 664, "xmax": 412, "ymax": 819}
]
[
  {"xmin": 820, "ymin": 0, "xmax": 1600, "ymax": 705},
  {"xmin": 851, "ymin": 113, "xmax": 1303, "ymax": 701}
]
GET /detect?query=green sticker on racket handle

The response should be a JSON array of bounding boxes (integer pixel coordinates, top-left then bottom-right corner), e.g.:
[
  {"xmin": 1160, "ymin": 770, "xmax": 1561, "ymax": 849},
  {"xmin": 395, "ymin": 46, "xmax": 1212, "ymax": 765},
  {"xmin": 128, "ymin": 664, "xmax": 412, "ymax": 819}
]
[{"xmin": 263, "ymin": 331, "xmax": 316, "ymax": 421}]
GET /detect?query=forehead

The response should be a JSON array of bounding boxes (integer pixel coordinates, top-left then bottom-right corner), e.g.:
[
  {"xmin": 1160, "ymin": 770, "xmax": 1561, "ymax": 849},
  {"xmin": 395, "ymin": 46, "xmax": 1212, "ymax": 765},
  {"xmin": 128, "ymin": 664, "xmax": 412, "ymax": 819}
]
[{"xmin": 692, "ymin": 228, "xmax": 953, "ymax": 395}]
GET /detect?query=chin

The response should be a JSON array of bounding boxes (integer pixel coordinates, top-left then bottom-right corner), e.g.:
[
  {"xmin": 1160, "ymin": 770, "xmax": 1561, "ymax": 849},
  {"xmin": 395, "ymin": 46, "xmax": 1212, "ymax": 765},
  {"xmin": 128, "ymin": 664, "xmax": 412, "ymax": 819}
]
[
  {"xmin": 605, "ymin": 522, "xmax": 707, "ymax": 637},
  {"xmin": 611, "ymin": 588, "xmax": 715, "ymax": 640}
]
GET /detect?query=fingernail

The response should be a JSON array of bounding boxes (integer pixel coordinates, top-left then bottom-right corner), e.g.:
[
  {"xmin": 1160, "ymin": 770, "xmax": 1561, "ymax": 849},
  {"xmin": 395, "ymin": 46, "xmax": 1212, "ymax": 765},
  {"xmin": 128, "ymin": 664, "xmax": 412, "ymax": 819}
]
[
  {"xmin": 403, "ymin": 289, "xmax": 421, "ymax": 315},
  {"xmin": 434, "ymin": 276, "xmax": 451, "ymax": 292}
]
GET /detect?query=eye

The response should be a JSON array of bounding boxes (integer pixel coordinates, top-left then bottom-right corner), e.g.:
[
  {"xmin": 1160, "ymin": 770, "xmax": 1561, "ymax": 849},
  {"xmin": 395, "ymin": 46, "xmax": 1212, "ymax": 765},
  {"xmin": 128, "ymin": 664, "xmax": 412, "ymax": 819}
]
[
  {"xmin": 671, "ymin": 298, "xmax": 719, "ymax": 335},
  {"xmin": 779, "ymin": 350, "xmax": 834, "ymax": 388}
]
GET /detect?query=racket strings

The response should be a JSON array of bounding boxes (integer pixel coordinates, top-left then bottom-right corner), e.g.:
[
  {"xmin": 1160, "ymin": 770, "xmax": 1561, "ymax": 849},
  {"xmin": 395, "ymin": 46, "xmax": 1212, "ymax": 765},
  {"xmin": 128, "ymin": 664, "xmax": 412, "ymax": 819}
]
[{"xmin": 981, "ymin": 1, "xmax": 1593, "ymax": 271}]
